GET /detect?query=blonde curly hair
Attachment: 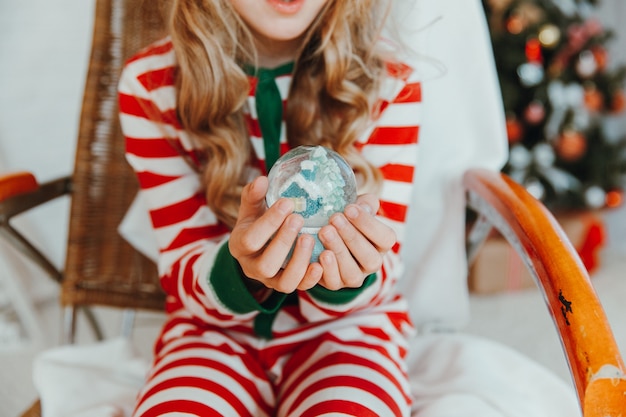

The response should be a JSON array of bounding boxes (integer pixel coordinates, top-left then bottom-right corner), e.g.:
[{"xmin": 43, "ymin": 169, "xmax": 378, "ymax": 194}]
[{"xmin": 163, "ymin": 0, "xmax": 394, "ymax": 227}]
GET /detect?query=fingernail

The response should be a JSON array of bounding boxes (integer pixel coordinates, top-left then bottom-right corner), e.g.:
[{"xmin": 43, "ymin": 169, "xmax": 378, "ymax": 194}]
[
  {"xmin": 321, "ymin": 228, "xmax": 337, "ymax": 241},
  {"xmin": 345, "ymin": 205, "xmax": 359, "ymax": 219},
  {"xmin": 277, "ymin": 198, "xmax": 293, "ymax": 214},
  {"xmin": 331, "ymin": 213, "xmax": 348, "ymax": 227},
  {"xmin": 358, "ymin": 203, "xmax": 373, "ymax": 215},
  {"xmin": 252, "ymin": 176, "xmax": 265, "ymax": 191},
  {"xmin": 287, "ymin": 215, "xmax": 303, "ymax": 231},
  {"xmin": 299, "ymin": 234, "xmax": 313, "ymax": 248},
  {"xmin": 320, "ymin": 251, "xmax": 335, "ymax": 265}
]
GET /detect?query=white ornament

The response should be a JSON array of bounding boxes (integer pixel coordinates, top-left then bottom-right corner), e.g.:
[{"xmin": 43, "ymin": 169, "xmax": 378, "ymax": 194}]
[
  {"xmin": 509, "ymin": 145, "xmax": 532, "ymax": 169},
  {"xmin": 525, "ymin": 178, "xmax": 546, "ymax": 201},
  {"xmin": 584, "ymin": 185, "xmax": 606, "ymax": 208},
  {"xmin": 533, "ymin": 143, "xmax": 556, "ymax": 168}
]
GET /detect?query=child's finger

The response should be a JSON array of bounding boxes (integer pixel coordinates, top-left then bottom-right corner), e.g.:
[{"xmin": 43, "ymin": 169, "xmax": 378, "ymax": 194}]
[
  {"xmin": 273, "ymin": 234, "xmax": 318, "ymax": 293},
  {"xmin": 238, "ymin": 176, "xmax": 269, "ymax": 221},
  {"xmin": 354, "ymin": 194, "xmax": 379, "ymax": 215},
  {"xmin": 237, "ymin": 198, "xmax": 295, "ymax": 254},
  {"xmin": 318, "ymin": 224, "xmax": 365, "ymax": 287},
  {"xmin": 329, "ymin": 212, "xmax": 382, "ymax": 275},
  {"xmin": 254, "ymin": 213, "xmax": 304, "ymax": 280},
  {"xmin": 317, "ymin": 250, "xmax": 343, "ymax": 291},
  {"xmin": 297, "ymin": 262, "xmax": 323, "ymax": 291},
  {"xmin": 344, "ymin": 203, "xmax": 396, "ymax": 252}
]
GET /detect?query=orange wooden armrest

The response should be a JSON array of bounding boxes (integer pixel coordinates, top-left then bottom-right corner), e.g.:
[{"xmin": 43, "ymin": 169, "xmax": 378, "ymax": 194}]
[
  {"xmin": 0, "ymin": 173, "xmax": 72, "ymax": 283},
  {"xmin": 464, "ymin": 168, "xmax": 626, "ymax": 416},
  {"xmin": 0, "ymin": 173, "xmax": 71, "ymax": 221},
  {"xmin": 0, "ymin": 171, "xmax": 39, "ymax": 202}
]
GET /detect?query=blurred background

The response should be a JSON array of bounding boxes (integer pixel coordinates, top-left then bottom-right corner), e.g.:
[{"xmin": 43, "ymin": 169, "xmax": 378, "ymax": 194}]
[{"xmin": 1, "ymin": 0, "xmax": 626, "ymax": 416}]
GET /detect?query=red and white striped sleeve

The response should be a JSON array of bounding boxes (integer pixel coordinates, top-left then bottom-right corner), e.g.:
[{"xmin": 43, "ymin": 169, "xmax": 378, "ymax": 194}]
[
  {"xmin": 118, "ymin": 40, "xmax": 259, "ymax": 330},
  {"xmin": 299, "ymin": 63, "xmax": 422, "ymax": 320}
]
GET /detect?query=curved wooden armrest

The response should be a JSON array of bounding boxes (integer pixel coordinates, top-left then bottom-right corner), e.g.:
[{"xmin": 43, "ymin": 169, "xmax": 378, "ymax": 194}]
[
  {"xmin": 464, "ymin": 168, "xmax": 626, "ymax": 416},
  {"xmin": 0, "ymin": 172, "xmax": 72, "ymax": 221},
  {"xmin": 0, "ymin": 172, "xmax": 72, "ymax": 283},
  {"xmin": 0, "ymin": 171, "xmax": 39, "ymax": 202}
]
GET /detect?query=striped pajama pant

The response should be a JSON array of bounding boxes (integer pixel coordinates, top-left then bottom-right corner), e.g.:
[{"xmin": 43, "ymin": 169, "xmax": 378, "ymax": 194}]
[{"xmin": 132, "ymin": 311, "xmax": 413, "ymax": 417}]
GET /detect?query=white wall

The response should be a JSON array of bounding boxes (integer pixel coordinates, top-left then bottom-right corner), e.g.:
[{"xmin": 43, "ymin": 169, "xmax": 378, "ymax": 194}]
[
  {"xmin": 0, "ymin": 0, "xmax": 95, "ymax": 318},
  {"xmin": 0, "ymin": 1, "xmax": 94, "ymax": 272}
]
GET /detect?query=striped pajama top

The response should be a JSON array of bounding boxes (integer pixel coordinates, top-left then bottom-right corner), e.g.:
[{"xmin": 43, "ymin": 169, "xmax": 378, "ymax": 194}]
[{"xmin": 118, "ymin": 37, "xmax": 422, "ymax": 343}]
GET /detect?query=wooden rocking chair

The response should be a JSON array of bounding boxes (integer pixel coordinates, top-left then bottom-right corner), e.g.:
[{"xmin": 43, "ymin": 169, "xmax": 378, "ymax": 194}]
[{"xmin": 0, "ymin": 0, "xmax": 624, "ymax": 416}]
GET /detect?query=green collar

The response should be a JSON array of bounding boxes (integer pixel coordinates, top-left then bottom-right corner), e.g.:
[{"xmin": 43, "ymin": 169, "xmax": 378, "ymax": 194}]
[{"xmin": 243, "ymin": 61, "xmax": 295, "ymax": 80}]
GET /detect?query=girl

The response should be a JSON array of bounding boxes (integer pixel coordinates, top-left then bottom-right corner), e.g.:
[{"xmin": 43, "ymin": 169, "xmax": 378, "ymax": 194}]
[{"xmin": 118, "ymin": 0, "xmax": 421, "ymax": 415}]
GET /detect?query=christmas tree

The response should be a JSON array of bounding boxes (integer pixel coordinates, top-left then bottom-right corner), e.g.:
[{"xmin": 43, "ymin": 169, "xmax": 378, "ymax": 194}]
[{"xmin": 483, "ymin": 0, "xmax": 626, "ymax": 211}]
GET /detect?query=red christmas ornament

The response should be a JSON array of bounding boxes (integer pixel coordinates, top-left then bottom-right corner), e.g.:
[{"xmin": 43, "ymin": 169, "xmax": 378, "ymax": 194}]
[
  {"xmin": 525, "ymin": 38, "xmax": 543, "ymax": 63},
  {"xmin": 606, "ymin": 190, "xmax": 624, "ymax": 208},
  {"xmin": 584, "ymin": 18, "xmax": 605, "ymax": 38},
  {"xmin": 506, "ymin": 115, "xmax": 524, "ymax": 143},
  {"xmin": 506, "ymin": 15, "xmax": 525, "ymax": 34},
  {"xmin": 555, "ymin": 130, "xmax": 587, "ymax": 162},
  {"xmin": 524, "ymin": 101, "xmax": 546, "ymax": 125},
  {"xmin": 611, "ymin": 90, "xmax": 626, "ymax": 113},
  {"xmin": 583, "ymin": 85, "xmax": 604, "ymax": 112},
  {"xmin": 567, "ymin": 24, "xmax": 587, "ymax": 50},
  {"xmin": 591, "ymin": 46, "xmax": 608, "ymax": 71}
]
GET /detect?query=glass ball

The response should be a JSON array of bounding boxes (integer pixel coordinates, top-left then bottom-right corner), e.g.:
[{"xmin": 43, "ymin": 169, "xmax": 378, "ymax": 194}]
[
  {"xmin": 525, "ymin": 178, "xmax": 546, "ymax": 201},
  {"xmin": 532, "ymin": 143, "xmax": 556, "ymax": 167},
  {"xmin": 524, "ymin": 100, "xmax": 546, "ymax": 125},
  {"xmin": 576, "ymin": 50, "xmax": 598, "ymax": 78},
  {"xmin": 517, "ymin": 62, "xmax": 545, "ymax": 87},
  {"xmin": 266, "ymin": 145, "xmax": 357, "ymax": 262},
  {"xmin": 538, "ymin": 24, "xmax": 561, "ymax": 48},
  {"xmin": 555, "ymin": 130, "xmax": 587, "ymax": 162},
  {"xmin": 584, "ymin": 186, "xmax": 606, "ymax": 209},
  {"xmin": 509, "ymin": 145, "xmax": 532, "ymax": 169}
]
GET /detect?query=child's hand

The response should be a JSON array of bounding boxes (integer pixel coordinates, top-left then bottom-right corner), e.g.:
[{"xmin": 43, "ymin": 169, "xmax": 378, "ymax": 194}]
[
  {"xmin": 229, "ymin": 176, "xmax": 324, "ymax": 294},
  {"xmin": 316, "ymin": 194, "xmax": 396, "ymax": 290}
]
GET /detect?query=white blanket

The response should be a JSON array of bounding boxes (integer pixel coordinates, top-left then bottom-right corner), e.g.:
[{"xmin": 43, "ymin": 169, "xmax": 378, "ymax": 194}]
[
  {"xmin": 407, "ymin": 333, "xmax": 580, "ymax": 416},
  {"xmin": 33, "ymin": 338, "xmax": 148, "ymax": 417}
]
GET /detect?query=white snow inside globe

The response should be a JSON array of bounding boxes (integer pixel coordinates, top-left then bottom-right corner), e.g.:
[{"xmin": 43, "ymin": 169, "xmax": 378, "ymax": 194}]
[{"xmin": 266, "ymin": 145, "xmax": 357, "ymax": 263}]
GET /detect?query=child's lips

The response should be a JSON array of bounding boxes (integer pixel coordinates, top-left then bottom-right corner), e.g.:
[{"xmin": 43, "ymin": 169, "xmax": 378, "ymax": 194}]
[{"xmin": 267, "ymin": 0, "xmax": 305, "ymax": 15}]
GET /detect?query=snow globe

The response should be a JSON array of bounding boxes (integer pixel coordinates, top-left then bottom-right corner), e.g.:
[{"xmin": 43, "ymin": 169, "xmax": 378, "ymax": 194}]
[{"xmin": 266, "ymin": 145, "xmax": 357, "ymax": 263}]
